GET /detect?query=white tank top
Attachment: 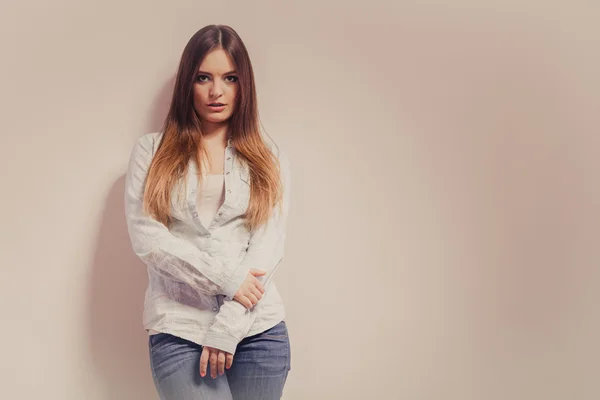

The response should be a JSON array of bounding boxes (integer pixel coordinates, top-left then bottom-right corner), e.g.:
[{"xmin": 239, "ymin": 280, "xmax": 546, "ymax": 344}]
[{"xmin": 195, "ymin": 172, "xmax": 225, "ymax": 228}]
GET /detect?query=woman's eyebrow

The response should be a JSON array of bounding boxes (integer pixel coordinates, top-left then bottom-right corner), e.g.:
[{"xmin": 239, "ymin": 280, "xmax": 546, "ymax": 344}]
[{"xmin": 197, "ymin": 70, "xmax": 237, "ymax": 75}]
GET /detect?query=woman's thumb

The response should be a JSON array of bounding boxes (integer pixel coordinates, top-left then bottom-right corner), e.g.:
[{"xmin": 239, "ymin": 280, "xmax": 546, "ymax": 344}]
[{"xmin": 249, "ymin": 268, "xmax": 267, "ymax": 276}]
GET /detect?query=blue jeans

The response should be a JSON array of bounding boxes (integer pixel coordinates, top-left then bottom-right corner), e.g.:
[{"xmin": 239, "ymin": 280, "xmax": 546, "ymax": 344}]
[{"xmin": 149, "ymin": 320, "xmax": 292, "ymax": 400}]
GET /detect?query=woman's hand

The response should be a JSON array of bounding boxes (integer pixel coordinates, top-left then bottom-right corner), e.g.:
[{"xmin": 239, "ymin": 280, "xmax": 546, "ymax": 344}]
[
  {"xmin": 233, "ymin": 268, "xmax": 266, "ymax": 309},
  {"xmin": 200, "ymin": 346, "xmax": 233, "ymax": 378}
]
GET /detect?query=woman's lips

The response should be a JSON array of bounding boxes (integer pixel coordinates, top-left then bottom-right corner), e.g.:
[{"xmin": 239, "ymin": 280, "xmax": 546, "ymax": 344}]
[{"xmin": 207, "ymin": 104, "xmax": 226, "ymax": 112}]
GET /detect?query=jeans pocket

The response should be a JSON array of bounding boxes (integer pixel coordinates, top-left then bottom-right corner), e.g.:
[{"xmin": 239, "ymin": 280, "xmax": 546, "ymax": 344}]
[
  {"xmin": 261, "ymin": 321, "xmax": 288, "ymax": 339},
  {"xmin": 149, "ymin": 332, "xmax": 172, "ymax": 351}
]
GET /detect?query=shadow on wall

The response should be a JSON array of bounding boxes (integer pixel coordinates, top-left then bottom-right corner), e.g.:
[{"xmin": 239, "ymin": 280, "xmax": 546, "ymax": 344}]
[
  {"xmin": 85, "ymin": 76, "xmax": 174, "ymax": 399},
  {"xmin": 86, "ymin": 176, "xmax": 158, "ymax": 399}
]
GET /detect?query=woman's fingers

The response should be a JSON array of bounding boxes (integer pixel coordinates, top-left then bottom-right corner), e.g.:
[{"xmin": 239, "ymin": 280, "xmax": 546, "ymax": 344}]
[
  {"xmin": 199, "ymin": 347, "xmax": 210, "ymax": 377},
  {"xmin": 200, "ymin": 347, "xmax": 233, "ymax": 378},
  {"xmin": 217, "ymin": 351, "xmax": 226, "ymax": 376},
  {"xmin": 233, "ymin": 292, "xmax": 250, "ymax": 309},
  {"xmin": 241, "ymin": 293, "xmax": 258, "ymax": 309},
  {"xmin": 251, "ymin": 287, "xmax": 263, "ymax": 301},
  {"xmin": 249, "ymin": 268, "xmax": 267, "ymax": 276},
  {"xmin": 248, "ymin": 293, "xmax": 258, "ymax": 305},
  {"xmin": 251, "ymin": 276, "xmax": 265, "ymax": 293},
  {"xmin": 242, "ymin": 296, "xmax": 253, "ymax": 309},
  {"xmin": 209, "ymin": 351, "xmax": 218, "ymax": 378}
]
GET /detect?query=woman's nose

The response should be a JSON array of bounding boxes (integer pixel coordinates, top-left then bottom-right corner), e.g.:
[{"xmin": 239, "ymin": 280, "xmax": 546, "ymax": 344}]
[{"xmin": 210, "ymin": 83, "xmax": 224, "ymax": 97}]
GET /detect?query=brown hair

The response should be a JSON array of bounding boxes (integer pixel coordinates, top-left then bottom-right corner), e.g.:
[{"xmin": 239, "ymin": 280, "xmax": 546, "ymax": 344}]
[{"xmin": 143, "ymin": 24, "xmax": 282, "ymax": 231}]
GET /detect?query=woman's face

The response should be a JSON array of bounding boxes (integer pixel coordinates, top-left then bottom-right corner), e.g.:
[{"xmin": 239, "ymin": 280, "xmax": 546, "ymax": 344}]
[{"xmin": 193, "ymin": 48, "xmax": 239, "ymax": 128}]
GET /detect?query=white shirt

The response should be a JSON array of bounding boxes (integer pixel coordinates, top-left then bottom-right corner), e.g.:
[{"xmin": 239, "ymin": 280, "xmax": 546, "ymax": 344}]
[
  {"xmin": 124, "ymin": 131, "xmax": 291, "ymax": 355},
  {"xmin": 149, "ymin": 172, "xmax": 225, "ymax": 336}
]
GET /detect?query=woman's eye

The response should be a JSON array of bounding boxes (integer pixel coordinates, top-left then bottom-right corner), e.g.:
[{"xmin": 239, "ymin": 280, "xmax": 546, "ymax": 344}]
[{"xmin": 196, "ymin": 75, "xmax": 238, "ymax": 83}]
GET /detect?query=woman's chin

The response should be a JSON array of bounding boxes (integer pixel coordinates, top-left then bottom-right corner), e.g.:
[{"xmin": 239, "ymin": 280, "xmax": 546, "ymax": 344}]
[{"xmin": 202, "ymin": 115, "xmax": 232, "ymax": 125}]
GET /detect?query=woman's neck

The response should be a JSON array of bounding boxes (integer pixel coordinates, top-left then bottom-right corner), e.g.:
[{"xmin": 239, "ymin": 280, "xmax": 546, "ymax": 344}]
[{"xmin": 200, "ymin": 122, "xmax": 229, "ymax": 148}]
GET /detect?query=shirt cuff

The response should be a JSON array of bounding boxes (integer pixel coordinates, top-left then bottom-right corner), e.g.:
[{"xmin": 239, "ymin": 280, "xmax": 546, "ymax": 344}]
[
  {"xmin": 203, "ymin": 330, "xmax": 241, "ymax": 355},
  {"xmin": 221, "ymin": 263, "xmax": 249, "ymax": 299}
]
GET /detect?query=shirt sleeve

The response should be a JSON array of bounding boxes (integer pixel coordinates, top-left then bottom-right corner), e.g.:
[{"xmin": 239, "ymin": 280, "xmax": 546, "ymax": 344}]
[
  {"xmin": 124, "ymin": 134, "xmax": 248, "ymax": 298},
  {"xmin": 202, "ymin": 148, "xmax": 291, "ymax": 355}
]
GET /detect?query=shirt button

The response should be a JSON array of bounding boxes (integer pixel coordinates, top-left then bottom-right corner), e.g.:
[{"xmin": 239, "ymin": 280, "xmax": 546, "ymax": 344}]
[
  {"xmin": 227, "ymin": 157, "xmax": 231, "ymax": 160},
  {"xmin": 218, "ymin": 212, "xmax": 223, "ymax": 216},
  {"xmin": 226, "ymin": 171, "xmax": 230, "ymax": 175},
  {"xmin": 227, "ymin": 190, "xmax": 231, "ymax": 194},
  {"xmin": 212, "ymin": 307, "xmax": 218, "ymax": 311},
  {"xmin": 192, "ymin": 212, "xmax": 198, "ymax": 217}
]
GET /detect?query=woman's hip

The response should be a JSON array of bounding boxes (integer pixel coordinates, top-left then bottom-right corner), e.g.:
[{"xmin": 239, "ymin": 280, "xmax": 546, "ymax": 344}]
[{"xmin": 147, "ymin": 321, "xmax": 291, "ymax": 399}]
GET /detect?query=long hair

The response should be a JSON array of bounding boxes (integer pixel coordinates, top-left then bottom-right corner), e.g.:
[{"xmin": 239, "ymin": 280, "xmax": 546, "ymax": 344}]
[{"xmin": 142, "ymin": 24, "xmax": 282, "ymax": 231}]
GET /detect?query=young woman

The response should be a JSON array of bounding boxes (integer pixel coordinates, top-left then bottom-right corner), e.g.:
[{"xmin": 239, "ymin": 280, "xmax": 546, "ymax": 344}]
[{"xmin": 124, "ymin": 24, "xmax": 292, "ymax": 399}]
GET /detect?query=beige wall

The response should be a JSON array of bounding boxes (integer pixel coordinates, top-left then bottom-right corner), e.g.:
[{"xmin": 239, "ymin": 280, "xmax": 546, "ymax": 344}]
[{"xmin": 1, "ymin": 1, "xmax": 598, "ymax": 399}]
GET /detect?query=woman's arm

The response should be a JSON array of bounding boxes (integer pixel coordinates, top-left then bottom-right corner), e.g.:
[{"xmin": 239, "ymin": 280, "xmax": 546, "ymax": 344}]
[
  {"xmin": 202, "ymin": 149, "xmax": 292, "ymax": 355},
  {"xmin": 124, "ymin": 135, "xmax": 248, "ymax": 298}
]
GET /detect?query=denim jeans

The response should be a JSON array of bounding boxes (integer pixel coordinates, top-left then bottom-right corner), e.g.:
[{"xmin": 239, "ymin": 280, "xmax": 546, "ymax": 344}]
[{"xmin": 149, "ymin": 320, "xmax": 292, "ymax": 400}]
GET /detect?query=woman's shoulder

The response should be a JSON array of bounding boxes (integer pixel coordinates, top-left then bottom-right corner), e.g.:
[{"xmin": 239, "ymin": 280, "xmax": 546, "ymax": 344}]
[
  {"xmin": 265, "ymin": 143, "xmax": 290, "ymax": 183},
  {"xmin": 132, "ymin": 132, "xmax": 164, "ymax": 156},
  {"xmin": 262, "ymin": 135, "xmax": 290, "ymax": 168},
  {"xmin": 144, "ymin": 131, "xmax": 164, "ymax": 147}
]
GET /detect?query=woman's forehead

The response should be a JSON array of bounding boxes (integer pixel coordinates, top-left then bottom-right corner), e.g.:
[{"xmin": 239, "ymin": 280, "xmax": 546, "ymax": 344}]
[{"xmin": 198, "ymin": 49, "xmax": 236, "ymax": 74}]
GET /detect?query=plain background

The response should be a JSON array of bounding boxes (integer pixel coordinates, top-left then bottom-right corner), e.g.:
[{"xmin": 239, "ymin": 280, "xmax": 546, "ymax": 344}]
[{"xmin": 1, "ymin": 1, "xmax": 598, "ymax": 399}]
